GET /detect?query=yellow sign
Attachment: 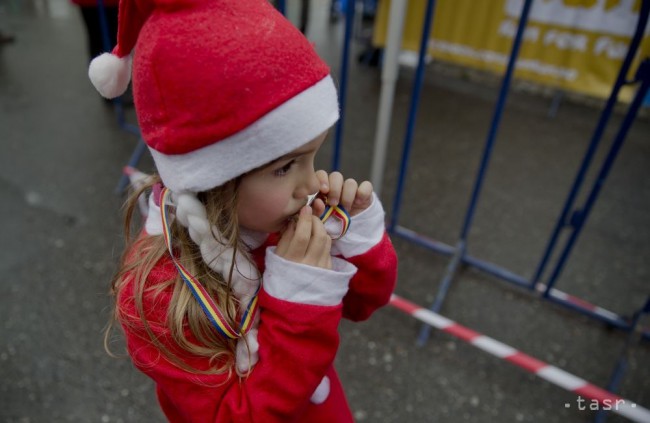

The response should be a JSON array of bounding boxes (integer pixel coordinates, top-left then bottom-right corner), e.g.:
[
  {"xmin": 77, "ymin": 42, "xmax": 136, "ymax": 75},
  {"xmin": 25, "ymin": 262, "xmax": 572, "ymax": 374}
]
[{"xmin": 373, "ymin": 0, "xmax": 650, "ymax": 101}]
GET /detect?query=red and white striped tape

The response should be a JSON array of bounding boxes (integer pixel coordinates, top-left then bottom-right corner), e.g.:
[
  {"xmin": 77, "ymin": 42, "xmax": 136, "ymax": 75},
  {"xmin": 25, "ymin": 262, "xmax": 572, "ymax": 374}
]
[
  {"xmin": 536, "ymin": 284, "xmax": 623, "ymax": 323},
  {"xmin": 389, "ymin": 294, "xmax": 650, "ymax": 422}
]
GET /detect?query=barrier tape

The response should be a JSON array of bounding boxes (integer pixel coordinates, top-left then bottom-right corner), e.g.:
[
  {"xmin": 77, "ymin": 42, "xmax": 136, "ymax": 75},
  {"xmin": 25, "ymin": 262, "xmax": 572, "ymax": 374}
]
[{"xmin": 389, "ymin": 294, "xmax": 650, "ymax": 422}]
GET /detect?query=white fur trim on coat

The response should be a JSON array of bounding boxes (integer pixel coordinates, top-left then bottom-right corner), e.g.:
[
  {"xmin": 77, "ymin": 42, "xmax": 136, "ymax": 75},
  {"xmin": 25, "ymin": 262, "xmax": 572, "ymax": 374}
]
[
  {"xmin": 330, "ymin": 193, "xmax": 385, "ymax": 258},
  {"xmin": 263, "ymin": 247, "xmax": 356, "ymax": 305}
]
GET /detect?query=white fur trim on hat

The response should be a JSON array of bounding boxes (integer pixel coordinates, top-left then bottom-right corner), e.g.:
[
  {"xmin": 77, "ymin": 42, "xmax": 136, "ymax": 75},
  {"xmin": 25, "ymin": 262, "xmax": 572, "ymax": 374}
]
[
  {"xmin": 88, "ymin": 53, "xmax": 133, "ymax": 99},
  {"xmin": 150, "ymin": 75, "xmax": 339, "ymax": 192}
]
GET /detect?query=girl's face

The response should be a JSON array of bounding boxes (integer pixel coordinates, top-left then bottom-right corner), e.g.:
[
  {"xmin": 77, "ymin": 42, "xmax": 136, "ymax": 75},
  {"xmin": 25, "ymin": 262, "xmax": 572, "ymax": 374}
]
[{"xmin": 237, "ymin": 133, "xmax": 326, "ymax": 234}]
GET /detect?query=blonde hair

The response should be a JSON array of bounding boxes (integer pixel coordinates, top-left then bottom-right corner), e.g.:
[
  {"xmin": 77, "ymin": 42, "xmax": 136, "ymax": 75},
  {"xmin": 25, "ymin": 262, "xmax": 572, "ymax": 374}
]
[{"xmin": 106, "ymin": 174, "xmax": 256, "ymax": 376}]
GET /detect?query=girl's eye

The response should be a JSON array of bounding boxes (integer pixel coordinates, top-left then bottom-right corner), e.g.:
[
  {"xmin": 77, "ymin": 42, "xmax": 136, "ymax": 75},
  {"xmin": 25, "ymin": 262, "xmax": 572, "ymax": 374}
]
[{"xmin": 273, "ymin": 159, "xmax": 296, "ymax": 176}]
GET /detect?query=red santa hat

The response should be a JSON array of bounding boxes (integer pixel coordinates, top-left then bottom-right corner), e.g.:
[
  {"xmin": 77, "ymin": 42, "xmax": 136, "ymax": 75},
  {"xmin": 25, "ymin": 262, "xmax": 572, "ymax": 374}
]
[{"xmin": 88, "ymin": 0, "xmax": 339, "ymax": 192}]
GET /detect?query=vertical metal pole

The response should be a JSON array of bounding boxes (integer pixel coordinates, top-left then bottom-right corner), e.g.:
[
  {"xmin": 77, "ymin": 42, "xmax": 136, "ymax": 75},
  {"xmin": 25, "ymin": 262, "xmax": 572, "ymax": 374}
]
[
  {"xmin": 116, "ymin": 139, "xmax": 148, "ymax": 194},
  {"xmin": 593, "ymin": 297, "xmax": 649, "ymax": 423},
  {"xmin": 416, "ymin": 0, "xmax": 532, "ymax": 345},
  {"xmin": 547, "ymin": 90, "xmax": 564, "ymax": 118},
  {"xmin": 277, "ymin": 0, "xmax": 286, "ymax": 15},
  {"xmin": 543, "ymin": 59, "xmax": 650, "ymax": 296},
  {"xmin": 96, "ymin": 0, "xmax": 111, "ymax": 53},
  {"xmin": 531, "ymin": 0, "xmax": 649, "ymax": 288},
  {"xmin": 331, "ymin": 0, "xmax": 356, "ymax": 171},
  {"xmin": 370, "ymin": 0, "xmax": 408, "ymax": 196},
  {"xmin": 96, "ymin": 0, "xmax": 129, "ymax": 123},
  {"xmin": 388, "ymin": 0, "xmax": 437, "ymax": 231},
  {"xmin": 299, "ymin": 0, "xmax": 310, "ymax": 34},
  {"xmin": 417, "ymin": 240, "xmax": 465, "ymax": 345},
  {"xmin": 458, "ymin": 0, "xmax": 533, "ymax": 241}
]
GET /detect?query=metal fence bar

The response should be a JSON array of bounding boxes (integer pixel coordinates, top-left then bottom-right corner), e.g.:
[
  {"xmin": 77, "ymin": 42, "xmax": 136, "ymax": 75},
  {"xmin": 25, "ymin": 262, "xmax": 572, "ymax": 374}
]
[
  {"xmin": 543, "ymin": 58, "xmax": 650, "ymax": 297},
  {"xmin": 331, "ymin": 0, "xmax": 356, "ymax": 171},
  {"xmin": 415, "ymin": 0, "xmax": 533, "ymax": 345},
  {"xmin": 388, "ymin": 0, "xmax": 437, "ymax": 231},
  {"xmin": 530, "ymin": 0, "xmax": 650, "ymax": 288},
  {"xmin": 458, "ymin": 0, "xmax": 533, "ymax": 241},
  {"xmin": 392, "ymin": 225, "xmax": 649, "ymax": 334}
]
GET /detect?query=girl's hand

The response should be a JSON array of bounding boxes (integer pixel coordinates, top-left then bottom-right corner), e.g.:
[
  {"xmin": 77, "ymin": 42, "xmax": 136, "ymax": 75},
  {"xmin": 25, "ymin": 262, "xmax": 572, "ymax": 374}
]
[
  {"xmin": 313, "ymin": 171, "xmax": 373, "ymax": 217},
  {"xmin": 276, "ymin": 205, "xmax": 332, "ymax": 269}
]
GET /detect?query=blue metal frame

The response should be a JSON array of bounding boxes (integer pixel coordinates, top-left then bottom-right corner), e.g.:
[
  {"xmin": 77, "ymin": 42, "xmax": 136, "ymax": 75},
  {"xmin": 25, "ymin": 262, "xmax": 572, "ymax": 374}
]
[
  {"xmin": 276, "ymin": 0, "xmax": 286, "ymax": 15},
  {"xmin": 458, "ymin": 0, "xmax": 533, "ymax": 243},
  {"xmin": 115, "ymin": 139, "xmax": 147, "ymax": 194},
  {"xmin": 96, "ymin": 0, "xmax": 111, "ymax": 53},
  {"xmin": 403, "ymin": 0, "xmax": 533, "ymax": 344},
  {"xmin": 594, "ymin": 297, "xmax": 650, "ymax": 423},
  {"xmin": 531, "ymin": 0, "xmax": 650, "ymax": 291},
  {"xmin": 390, "ymin": 0, "xmax": 437, "ymax": 232},
  {"xmin": 331, "ymin": 0, "xmax": 356, "ymax": 171},
  {"xmin": 542, "ymin": 57, "xmax": 650, "ymax": 298},
  {"xmin": 388, "ymin": 0, "xmax": 650, "ymax": 344},
  {"xmin": 96, "ymin": 0, "xmax": 143, "ymax": 193},
  {"xmin": 96, "ymin": 0, "xmax": 140, "ymax": 138}
]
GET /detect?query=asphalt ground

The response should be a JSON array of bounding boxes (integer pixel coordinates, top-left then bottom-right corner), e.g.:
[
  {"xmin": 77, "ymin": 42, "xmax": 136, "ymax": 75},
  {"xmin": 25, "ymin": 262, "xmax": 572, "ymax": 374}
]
[{"xmin": 0, "ymin": 1, "xmax": 648, "ymax": 422}]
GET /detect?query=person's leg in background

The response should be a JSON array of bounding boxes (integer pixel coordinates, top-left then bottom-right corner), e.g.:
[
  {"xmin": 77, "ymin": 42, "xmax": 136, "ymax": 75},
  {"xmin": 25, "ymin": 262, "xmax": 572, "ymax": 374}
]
[{"xmin": 78, "ymin": 5, "xmax": 118, "ymax": 62}]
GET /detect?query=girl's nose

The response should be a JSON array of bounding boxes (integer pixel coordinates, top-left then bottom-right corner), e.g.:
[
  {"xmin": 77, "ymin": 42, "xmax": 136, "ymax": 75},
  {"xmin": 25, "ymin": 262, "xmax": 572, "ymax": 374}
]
[
  {"xmin": 306, "ymin": 171, "xmax": 320, "ymax": 195},
  {"xmin": 296, "ymin": 171, "xmax": 320, "ymax": 199}
]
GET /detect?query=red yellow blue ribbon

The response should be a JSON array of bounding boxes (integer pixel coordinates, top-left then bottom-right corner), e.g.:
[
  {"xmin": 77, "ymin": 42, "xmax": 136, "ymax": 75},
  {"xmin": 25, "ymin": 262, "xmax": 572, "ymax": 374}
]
[
  {"xmin": 320, "ymin": 204, "xmax": 351, "ymax": 240},
  {"xmin": 160, "ymin": 188, "xmax": 259, "ymax": 340}
]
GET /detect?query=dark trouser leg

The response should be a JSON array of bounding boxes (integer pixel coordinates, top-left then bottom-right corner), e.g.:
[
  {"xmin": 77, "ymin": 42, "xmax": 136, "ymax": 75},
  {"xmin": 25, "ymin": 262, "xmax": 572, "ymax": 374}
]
[{"xmin": 79, "ymin": 6, "xmax": 118, "ymax": 61}]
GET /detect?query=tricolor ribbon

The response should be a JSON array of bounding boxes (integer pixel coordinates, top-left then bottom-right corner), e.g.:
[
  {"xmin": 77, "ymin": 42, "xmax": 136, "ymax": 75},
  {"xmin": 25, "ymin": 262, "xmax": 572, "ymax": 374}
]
[
  {"xmin": 160, "ymin": 188, "xmax": 259, "ymax": 340},
  {"xmin": 319, "ymin": 204, "xmax": 351, "ymax": 240},
  {"xmin": 307, "ymin": 193, "xmax": 352, "ymax": 240}
]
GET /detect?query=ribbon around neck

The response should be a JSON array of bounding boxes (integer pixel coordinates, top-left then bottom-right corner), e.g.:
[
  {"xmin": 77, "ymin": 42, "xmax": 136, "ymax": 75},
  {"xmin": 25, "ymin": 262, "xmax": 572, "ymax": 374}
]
[{"xmin": 160, "ymin": 188, "xmax": 259, "ymax": 340}]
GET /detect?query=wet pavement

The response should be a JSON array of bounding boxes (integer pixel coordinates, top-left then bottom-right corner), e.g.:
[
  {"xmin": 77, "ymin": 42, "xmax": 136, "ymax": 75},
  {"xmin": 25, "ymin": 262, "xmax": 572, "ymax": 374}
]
[{"xmin": 0, "ymin": 1, "xmax": 648, "ymax": 422}]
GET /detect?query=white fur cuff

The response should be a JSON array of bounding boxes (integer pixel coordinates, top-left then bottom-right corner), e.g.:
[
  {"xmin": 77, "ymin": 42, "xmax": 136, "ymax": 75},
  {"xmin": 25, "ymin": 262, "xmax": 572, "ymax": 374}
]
[
  {"xmin": 263, "ymin": 247, "xmax": 357, "ymax": 305},
  {"xmin": 331, "ymin": 193, "xmax": 385, "ymax": 258}
]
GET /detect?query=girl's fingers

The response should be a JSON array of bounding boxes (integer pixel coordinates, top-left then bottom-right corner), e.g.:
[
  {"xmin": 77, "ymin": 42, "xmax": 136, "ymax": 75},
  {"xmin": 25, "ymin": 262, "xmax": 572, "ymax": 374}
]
[
  {"xmin": 357, "ymin": 180, "xmax": 373, "ymax": 199},
  {"xmin": 317, "ymin": 248, "xmax": 333, "ymax": 269},
  {"xmin": 284, "ymin": 206, "xmax": 313, "ymax": 261},
  {"xmin": 351, "ymin": 180, "xmax": 373, "ymax": 216},
  {"xmin": 315, "ymin": 172, "xmax": 371, "ymax": 212},
  {"xmin": 340, "ymin": 178, "xmax": 358, "ymax": 211},
  {"xmin": 327, "ymin": 172, "xmax": 344, "ymax": 206},
  {"xmin": 315, "ymin": 170, "xmax": 329, "ymax": 193},
  {"xmin": 275, "ymin": 219, "xmax": 295, "ymax": 256},
  {"xmin": 278, "ymin": 209, "xmax": 332, "ymax": 269},
  {"xmin": 311, "ymin": 197, "xmax": 326, "ymax": 218},
  {"xmin": 304, "ymin": 216, "xmax": 331, "ymax": 268}
]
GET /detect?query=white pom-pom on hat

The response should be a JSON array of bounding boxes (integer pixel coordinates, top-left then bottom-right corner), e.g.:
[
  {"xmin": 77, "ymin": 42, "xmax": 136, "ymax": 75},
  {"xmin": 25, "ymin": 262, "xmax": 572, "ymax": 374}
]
[{"xmin": 88, "ymin": 53, "xmax": 132, "ymax": 99}]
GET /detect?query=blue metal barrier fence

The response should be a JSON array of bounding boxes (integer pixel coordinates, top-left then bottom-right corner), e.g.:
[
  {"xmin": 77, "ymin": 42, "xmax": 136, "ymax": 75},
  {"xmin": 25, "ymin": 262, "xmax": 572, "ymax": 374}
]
[{"xmin": 387, "ymin": 0, "xmax": 650, "ymax": 344}]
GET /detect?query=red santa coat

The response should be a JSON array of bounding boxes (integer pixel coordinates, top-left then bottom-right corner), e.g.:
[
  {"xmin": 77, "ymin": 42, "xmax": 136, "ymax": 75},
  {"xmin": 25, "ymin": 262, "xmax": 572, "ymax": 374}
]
[{"xmin": 118, "ymin": 195, "xmax": 397, "ymax": 422}]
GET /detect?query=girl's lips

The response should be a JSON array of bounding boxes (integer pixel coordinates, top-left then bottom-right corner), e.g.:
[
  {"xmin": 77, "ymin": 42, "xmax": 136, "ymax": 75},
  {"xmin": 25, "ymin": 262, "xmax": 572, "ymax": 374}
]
[
  {"xmin": 283, "ymin": 193, "xmax": 324, "ymax": 229},
  {"xmin": 306, "ymin": 193, "xmax": 318, "ymax": 207}
]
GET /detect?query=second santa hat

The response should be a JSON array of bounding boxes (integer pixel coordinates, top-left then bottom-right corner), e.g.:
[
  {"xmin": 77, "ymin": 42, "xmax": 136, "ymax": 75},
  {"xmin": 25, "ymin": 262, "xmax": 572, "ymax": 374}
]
[{"xmin": 89, "ymin": 0, "xmax": 339, "ymax": 192}]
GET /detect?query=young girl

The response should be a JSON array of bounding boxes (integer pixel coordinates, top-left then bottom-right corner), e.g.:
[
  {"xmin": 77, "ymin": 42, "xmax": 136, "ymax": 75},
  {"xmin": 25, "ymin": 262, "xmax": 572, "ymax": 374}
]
[{"xmin": 90, "ymin": 0, "xmax": 397, "ymax": 421}]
